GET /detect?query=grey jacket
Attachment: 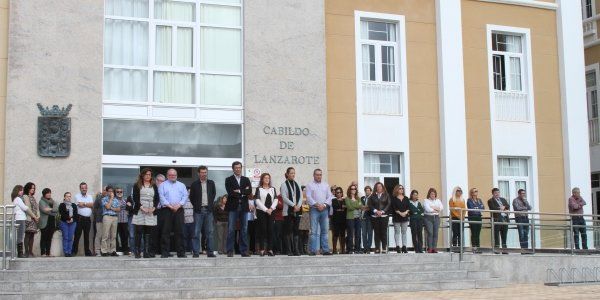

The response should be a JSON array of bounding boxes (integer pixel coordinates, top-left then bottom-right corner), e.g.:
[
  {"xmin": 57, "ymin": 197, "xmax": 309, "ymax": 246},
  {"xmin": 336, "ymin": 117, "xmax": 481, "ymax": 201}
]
[
  {"xmin": 280, "ymin": 180, "xmax": 302, "ymax": 217},
  {"xmin": 512, "ymin": 197, "xmax": 532, "ymax": 218}
]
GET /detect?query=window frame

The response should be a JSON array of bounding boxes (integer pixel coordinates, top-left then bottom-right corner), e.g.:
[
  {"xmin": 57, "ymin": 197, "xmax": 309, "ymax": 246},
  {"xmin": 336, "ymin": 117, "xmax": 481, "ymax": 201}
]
[
  {"xmin": 491, "ymin": 33, "xmax": 525, "ymax": 93},
  {"xmin": 362, "ymin": 152, "xmax": 404, "ymax": 189},
  {"xmin": 586, "ymin": 68, "xmax": 600, "ymax": 120},
  {"xmin": 496, "ymin": 157, "xmax": 531, "ymax": 207},
  {"xmin": 103, "ymin": 0, "xmax": 244, "ymax": 109},
  {"xmin": 359, "ymin": 20, "xmax": 400, "ymax": 84}
]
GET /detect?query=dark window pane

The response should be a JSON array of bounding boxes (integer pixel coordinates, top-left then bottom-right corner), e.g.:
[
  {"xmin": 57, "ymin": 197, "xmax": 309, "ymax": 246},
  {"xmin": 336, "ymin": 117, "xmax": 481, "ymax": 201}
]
[
  {"xmin": 368, "ymin": 21, "xmax": 388, "ymax": 41},
  {"xmin": 102, "ymin": 168, "xmax": 139, "ymax": 197},
  {"xmin": 592, "ymin": 173, "xmax": 600, "ymax": 188},
  {"xmin": 493, "ymin": 54, "xmax": 506, "ymax": 91},
  {"xmin": 103, "ymin": 119, "xmax": 242, "ymax": 158}
]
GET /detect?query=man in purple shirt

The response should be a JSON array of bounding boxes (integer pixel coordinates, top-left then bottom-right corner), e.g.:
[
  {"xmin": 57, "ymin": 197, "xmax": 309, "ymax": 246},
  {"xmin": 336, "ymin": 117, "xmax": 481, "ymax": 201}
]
[
  {"xmin": 568, "ymin": 187, "xmax": 588, "ymax": 250},
  {"xmin": 158, "ymin": 169, "xmax": 188, "ymax": 258},
  {"xmin": 306, "ymin": 169, "xmax": 333, "ymax": 255}
]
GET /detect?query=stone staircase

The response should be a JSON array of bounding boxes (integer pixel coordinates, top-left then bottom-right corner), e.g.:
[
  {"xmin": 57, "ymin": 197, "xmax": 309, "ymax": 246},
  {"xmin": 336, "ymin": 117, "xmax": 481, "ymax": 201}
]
[{"xmin": 0, "ymin": 253, "xmax": 505, "ymax": 299}]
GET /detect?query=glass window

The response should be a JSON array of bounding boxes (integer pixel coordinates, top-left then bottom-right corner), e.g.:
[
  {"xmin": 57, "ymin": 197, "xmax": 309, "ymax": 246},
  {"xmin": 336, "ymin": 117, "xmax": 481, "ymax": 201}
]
[
  {"xmin": 492, "ymin": 33, "xmax": 522, "ymax": 53},
  {"xmin": 493, "ymin": 54, "xmax": 506, "ymax": 91},
  {"xmin": 364, "ymin": 152, "xmax": 401, "ymax": 174},
  {"xmin": 103, "ymin": 119, "xmax": 242, "ymax": 158},
  {"xmin": 199, "ymin": 74, "xmax": 242, "ymax": 106},
  {"xmin": 492, "ymin": 33, "xmax": 524, "ymax": 92},
  {"xmin": 361, "ymin": 21, "xmax": 396, "ymax": 42},
  {"xmin": 200, "ymin": 4, "xmax": 241, "ymax": 26},
  {"xmin": 362, "ymin": 44, "xmax": 375, "ymax": 81},
  {"xmin": 154, "ymin": 72, "xmax": 194, "ymax": 104},
  {"xmin": 102, "ymin": 167, "xmax": 140, "ymax": 198},
  {"xmin": 155, "ymin": 25, "xmax": 173, "ymax": 66},
  {"xmin": 498, "ymin": 157, "xmax": 528, "ymax": 177},
  {"xmin": 177, "ymin": 27, "xmax": 193, "ymax": 67},
  {"xmin": 105, "ymin": 0, "xmax": 149, "ymax": 18},
  {"xmin": 592, "ymin": 173, "xmax": 600, "ymax": 188},
  {"xmin": 382, "ymin": 46, "xmax": 395, "ymax": 82},
  {"xmin": 104, "ymin": 68, "xmax": 148, "ymax": 101},
  {"xmin": 587, "ymin": 71, "xmax": 597, "ymax": 88},
  {"xmin": 200, "ymin": 28, "xmax": 241, "ymax": 72},
  {"xmin": 104, "ymin": 19, "xmax": 149, "ymax": 66},
  {"xmin": 154, "ymin": 0, "xmax": 195, "ymax": 22}
]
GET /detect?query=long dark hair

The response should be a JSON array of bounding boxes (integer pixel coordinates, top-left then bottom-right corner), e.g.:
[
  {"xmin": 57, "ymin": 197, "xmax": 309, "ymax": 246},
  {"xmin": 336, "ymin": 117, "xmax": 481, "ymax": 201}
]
[
  {"xmin": 136, "ymin": 168, "xmax": 154, "ymax": 188},
  {"xmin": 11, "ymin": 185, "xmax": 23, "ymax": 201},
  {"xmin": 23, "ymin": 182, "xmax": 35, "ymax": 196}
]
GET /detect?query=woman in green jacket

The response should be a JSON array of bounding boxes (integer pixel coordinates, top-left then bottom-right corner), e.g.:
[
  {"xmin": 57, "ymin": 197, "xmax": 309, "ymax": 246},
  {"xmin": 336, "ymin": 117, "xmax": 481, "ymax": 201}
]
[
  {"xmin": 38, "ymin": 188, "xmax": 59, "ymax": 257},
  {"xmin": 408, "ymin": 190, "xmax": 425, "ymax": 253},
  {"xmin": 344, "ymin": 184, "xmax": 363, "ymax": 254}
]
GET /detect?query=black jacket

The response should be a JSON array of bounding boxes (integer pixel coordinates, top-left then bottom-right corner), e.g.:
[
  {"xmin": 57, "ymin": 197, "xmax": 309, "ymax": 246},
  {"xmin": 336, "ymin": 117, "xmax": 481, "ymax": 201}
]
[
  {"xmin": 58, "ymin": 202, "xmax": 79, "ymax": 222},
  {"xmin": 368, "ymin": 192, "xmax": 391, "ymax": 217},
  {"xmin": 132, "ymin": 184, "xmax": 160, "ymax": 216},
  {"xmin": 487, "ymin": 197, "xmax": 510, "ymax": 222},
  {"xmin": 225, "ymin": 175, "xmax": 252, "ymax": 212},
  {"xmin": 391, "ymin": 196, "xmax": 410, "ymax": 223},
  {"xmin": 190, "ymin": 179, "xmax": 216, "ymax": 213}
]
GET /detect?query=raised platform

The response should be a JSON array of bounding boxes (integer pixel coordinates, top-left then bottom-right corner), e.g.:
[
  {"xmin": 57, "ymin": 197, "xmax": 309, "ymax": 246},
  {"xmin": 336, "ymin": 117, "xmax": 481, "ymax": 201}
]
[{"xmin": 0, "ymin": 253, "xmax": 504, "ymax": 299}]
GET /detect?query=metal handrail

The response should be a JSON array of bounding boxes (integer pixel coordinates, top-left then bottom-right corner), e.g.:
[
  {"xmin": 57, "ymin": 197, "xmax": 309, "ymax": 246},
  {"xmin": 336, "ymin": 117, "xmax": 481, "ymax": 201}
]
[
  {"xmin": 448, "ymin": 207, "xmax": 600, "ymax": 261},
  {"xmin": 1, "ymin": 205, "xmax": 17, "ymax": 270}
]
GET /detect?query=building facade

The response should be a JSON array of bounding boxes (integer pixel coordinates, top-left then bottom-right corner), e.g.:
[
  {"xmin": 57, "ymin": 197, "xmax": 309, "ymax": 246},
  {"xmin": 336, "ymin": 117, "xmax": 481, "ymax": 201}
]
[
  {"xmin": 0, "ymin": 0, "xmax": 593, "ymax": 248},
  {"xmin": 582, "ymin": 0, "xmax": 600, "ymax": 222}
]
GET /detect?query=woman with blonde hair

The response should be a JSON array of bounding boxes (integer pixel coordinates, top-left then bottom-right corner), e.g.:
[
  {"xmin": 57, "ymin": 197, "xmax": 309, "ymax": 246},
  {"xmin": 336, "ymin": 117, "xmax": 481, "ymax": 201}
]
[
  {"xmin": 448, "ymin": 186, "xmax": 466, "ymax": 249},
  {"xmin": 344, "ymin": 184, "xmax": 362, "ymax": 254},
  {"xmin": 467, "ymin": 188, "xmax": 485, "ymax": 253}
]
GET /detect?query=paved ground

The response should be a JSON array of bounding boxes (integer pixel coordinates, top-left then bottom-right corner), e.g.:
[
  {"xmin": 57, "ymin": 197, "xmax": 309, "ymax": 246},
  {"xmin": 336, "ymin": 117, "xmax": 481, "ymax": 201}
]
[{"xmin": 227, "ymin": 284, "xmax": 600, "ymax": 299}]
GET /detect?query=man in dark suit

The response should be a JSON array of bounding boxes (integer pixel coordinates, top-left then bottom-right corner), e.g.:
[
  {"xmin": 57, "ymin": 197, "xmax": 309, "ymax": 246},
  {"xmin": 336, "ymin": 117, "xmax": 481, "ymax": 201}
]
[
  {"xmin": 190, "ymin": 165, "xmax": 217, "ymax": 258},
  {"xmin": 487, "ymin": 188, "xmax": 510, "ymax": 254},
  {"xmin": 225, "ymin": 161, "xmax": 253, "ymax": 257}
]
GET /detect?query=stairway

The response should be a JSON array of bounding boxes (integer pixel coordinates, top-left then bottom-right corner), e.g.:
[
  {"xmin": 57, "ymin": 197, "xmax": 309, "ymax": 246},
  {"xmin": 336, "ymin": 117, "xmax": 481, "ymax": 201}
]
[{"xmin": 0, "ymin": 253, "xmax": 505, "ymax": 299}]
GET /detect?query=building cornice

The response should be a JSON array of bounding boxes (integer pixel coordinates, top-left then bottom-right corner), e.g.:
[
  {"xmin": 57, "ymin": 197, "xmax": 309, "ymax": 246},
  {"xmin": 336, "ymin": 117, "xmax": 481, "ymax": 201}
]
[{"xmin": 476, "ymin": 0, "xmax": 557, "ymax": 10}]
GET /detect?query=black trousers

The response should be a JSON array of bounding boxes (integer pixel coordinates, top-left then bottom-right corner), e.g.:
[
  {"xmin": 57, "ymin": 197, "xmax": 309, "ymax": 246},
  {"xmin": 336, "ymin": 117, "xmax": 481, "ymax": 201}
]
[
  {"xmin": 283, "ymin": 214, "xmax": 300, "ymax": 254},
  {"xmin": 451, "ymin": 217, "xmax": 462, "ymax": 247},
  {"xmin": 493, "ymin": 216, "xmax": 509, "ymax": 248},
  {"xmin": 39, "ymin": 216, "xmax": 56, "ymax": 256},
  {"xmin": 152, "ymin": 210, "xmax": 165, "ymax": 255},
  {"xmin": 248, "ymin": 220, "xmax": 256, "ymax": 252},
  {"xmin": 160, "ymin": 208, "xmax": 184, "ymax": 256},
  {"xmin": 409, "ymin": 217, "xmax": 423, "ymax": 252},
  {"xmin": 469, "ymin": 216, "xmax": 482, "ymax": 247},
  {"xmin": 73, "ymin": 216, "xmax": 92, "ymax": 255},
  {"xmin": 135, "ymin": 225, "xmax": 154, "ymax": 253},
  {"xmin": 272, "ymin": 220, "xmax": 284, "ymax": 253},
  {"xmin": 372, "ymin": 216, "xmax": 389, "ymax": 251},
  {"xmin": 256, "ymin": 211, "xmax": 274, "ymax": 251},
  {"xmin": 117, "ymin": 222, "xmax": 129, "ymax": 252}
]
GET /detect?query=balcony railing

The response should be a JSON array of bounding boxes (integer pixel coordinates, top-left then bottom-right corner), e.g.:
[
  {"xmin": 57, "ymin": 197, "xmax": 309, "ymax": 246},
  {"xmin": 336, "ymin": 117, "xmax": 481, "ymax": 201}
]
[
  {"xmin": 583, "ymin": 14, "xmax": 600, "ymax": 46},
  {"xmin": 494, "ymin": 90, "xmax": 530, "ymax": 122},
  {"xmin": 361, "ymin": 81, "xmax": 403, "ymax": 116},
  {"xmin": 590, "ymin": 118, "xmax": 600, "ymax": 145}
]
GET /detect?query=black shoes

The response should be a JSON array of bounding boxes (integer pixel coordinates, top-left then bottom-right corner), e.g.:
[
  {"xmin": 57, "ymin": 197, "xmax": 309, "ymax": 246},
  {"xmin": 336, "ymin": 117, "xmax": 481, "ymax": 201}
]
[
  {"xmin": 402, "ymin": 246, "xmax": 408, "ymax": 253},
  {"xmin": 110, "ymin": 252, "xmax": 118, "ymax": 257},
  {"xmin": 101, "ymin": 252, "xmax": 109, "ymax": 257},
  {"xmin": 207, "ymin": 253, "xmax": 216, "ymax": 258},
  {"xmin": 322, "ymin": 252, "xmax": 333, "ymax": 256},
  {"xmin": 192, "ymin": 253, "xmax": 199, "ymax": 258},
  {"xmin": 135, "ymin": 252, "xmax": 141, "ymax": 259},
  {"xmin": 241, "ymin": 252, "xmax": 251, "ymax": 257},
  {"xmin": 227, "ymin": 252, "xmax": 234, "ymax": 257}
]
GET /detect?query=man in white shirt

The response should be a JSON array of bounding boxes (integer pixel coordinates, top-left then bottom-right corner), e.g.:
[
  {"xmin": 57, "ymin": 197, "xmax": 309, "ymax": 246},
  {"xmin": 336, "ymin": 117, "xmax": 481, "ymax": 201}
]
[
  {"xmin": 306, "ymin": 169, "xmax": 333, "ymax": 255},
  {"xmin": 73, "ymin": 182, "xmax": 94, "ymax": 256}
]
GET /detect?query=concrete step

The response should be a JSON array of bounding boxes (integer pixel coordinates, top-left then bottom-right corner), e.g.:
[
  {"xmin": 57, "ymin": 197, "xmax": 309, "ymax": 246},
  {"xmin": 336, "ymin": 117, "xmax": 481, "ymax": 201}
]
[
  {"xmin": 3, "ymin": 261, "xmax": 476, "ymax": 281},
  {"xmin": 9, "ymin": 253, "xmax": 458, "ymax": 270},
  {"xmin": 0, "ymin": 270, "xmax": 489, "ymax": 293},
  {"xmin": 0, "ymin": 278, "xmax": 503, "ymax": 299}
]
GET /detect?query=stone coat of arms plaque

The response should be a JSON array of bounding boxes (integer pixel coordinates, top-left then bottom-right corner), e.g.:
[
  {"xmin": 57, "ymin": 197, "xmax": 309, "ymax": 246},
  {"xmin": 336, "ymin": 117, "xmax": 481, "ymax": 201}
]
[{"xmin": 37, "ymin": 103, "xmax": 72, "ymax": 157}]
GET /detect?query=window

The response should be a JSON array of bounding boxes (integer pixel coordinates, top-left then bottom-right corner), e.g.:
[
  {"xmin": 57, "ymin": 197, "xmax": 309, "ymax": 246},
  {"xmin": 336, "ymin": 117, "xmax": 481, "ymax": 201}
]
[
  {"xmin": 592, "ymin": 173, "xmax": 600, "ymax": 189},
  {"xmin": 363, "ymin": 152, "xmax": 403, "ymax": 195},
  {"xmin": 103, "ymin": 0, "xmax": 242, "ymax": 106},
  {"xmin": 358, "ymin": 17, "xmax": 404, "ymax": 115},
  {"xmin": 587, "ymin": 71, "xmax": 598, "ymax": 120},
  {"xmin": 492, "ymin": 33, "xmax": 523, "ymax": 92},
  {"xmin": 103, "ymin": 119, "xmax": 242, "ymax": 158},
  {"xmin": 497, "ymin": 157, "xmax": 530, "ymax": 202},
  {"xmin": 583, "ymin": 0, "xmax": 593, "ymax": 19},
  {"xmin": 360, "ymin": 21, "xmax": 397, "ymax": 83}
]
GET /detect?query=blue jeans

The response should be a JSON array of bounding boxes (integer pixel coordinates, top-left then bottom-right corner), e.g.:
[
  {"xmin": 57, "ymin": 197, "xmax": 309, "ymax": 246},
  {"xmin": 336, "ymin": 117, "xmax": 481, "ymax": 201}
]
[
  {"xmin": 309, "ymin": 207, "xmax": 330, "ymax": 254},
  {"xmin": 346, "ymin": 218, "xmax": 362, "ymax": 252},
  {"xmin": 128, "ymin": 216, "xmax": 143, "ymax": 253},
  {"xmin": 361, "ymin": 217, "xmax": 373, "ymax": 251},
  {"xmin": 193, "ymin": 208, "xmax": 214, "ymax": 254},
  {"xmin": 227, "ymin": 206, "xmax": 248, "ymax": 254},
  {"xmin": 183, "ymin": 223, "xmax": 195, "ymax": 252},
  {"xmin": 60, "ymin": 221, "xmax": 77, "ymax": 255},
  {"xmin": 515, "ymin": 216, "xmax": 529, "ymax": 249}
]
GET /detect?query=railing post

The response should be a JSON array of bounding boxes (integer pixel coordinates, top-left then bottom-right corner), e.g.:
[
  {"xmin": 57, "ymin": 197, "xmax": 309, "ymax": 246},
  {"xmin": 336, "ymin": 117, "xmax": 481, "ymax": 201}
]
[
  {"xmin": 10, "ymin": 207, "xmax": 16, "ymax": 261},
  {"xmin": 459, "ymin": 208, "xmax": 464, "ymax": 261},
  {"xmin": 3, "ymin": 205, "xmax": 6, "ymax": 270},
  {"xmin": 569, "ymin": 215, "xmax": 575, "ymax": 255},
  {"xmin": 530, "ymin": 213, "xmax": 535, "ymax": 254},
  {"xmin": 491, "ymin": 215, "xmax": 495, "ymax": 254}
]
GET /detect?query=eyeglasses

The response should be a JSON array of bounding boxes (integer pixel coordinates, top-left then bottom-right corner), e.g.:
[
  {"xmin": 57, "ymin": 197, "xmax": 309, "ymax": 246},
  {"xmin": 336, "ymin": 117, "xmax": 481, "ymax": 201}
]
[{"xmin": 116, "ymin": 191, "xmax": 123, "ymax": 194}]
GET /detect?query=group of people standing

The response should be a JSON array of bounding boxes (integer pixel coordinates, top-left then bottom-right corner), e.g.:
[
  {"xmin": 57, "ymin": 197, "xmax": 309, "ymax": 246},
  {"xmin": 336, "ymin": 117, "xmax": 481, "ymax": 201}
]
[{"xmin": 9, "ymin": 162, "xmax": 591, "ymax": 258}]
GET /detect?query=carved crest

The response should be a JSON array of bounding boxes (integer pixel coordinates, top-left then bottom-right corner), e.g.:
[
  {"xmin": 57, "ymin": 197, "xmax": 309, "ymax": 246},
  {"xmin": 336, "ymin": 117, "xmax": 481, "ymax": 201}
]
[{"xmin": 37, "ymin": 103, "xmax": 72, "ymax": 157}]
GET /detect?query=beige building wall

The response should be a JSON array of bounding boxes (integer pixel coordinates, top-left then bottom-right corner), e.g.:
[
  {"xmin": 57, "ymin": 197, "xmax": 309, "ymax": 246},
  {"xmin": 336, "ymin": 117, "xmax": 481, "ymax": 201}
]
[
  {"xmin": 0, "ymin": 0, "xmax": 7, "ymax": 203},
  {"xmin": 462, "ymin": 0, "xmax": 565, "ymax": 247},
  {"xmin": 325, "ymin": 0, "xmax": 441, "ymax": 192}
]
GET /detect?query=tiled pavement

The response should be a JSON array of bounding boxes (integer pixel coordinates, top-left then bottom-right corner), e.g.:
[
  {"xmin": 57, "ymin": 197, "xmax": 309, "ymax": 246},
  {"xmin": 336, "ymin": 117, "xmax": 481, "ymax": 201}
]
[{"xmin": 230, "ymin": 284, "xmax": 600, "ymax": 300}]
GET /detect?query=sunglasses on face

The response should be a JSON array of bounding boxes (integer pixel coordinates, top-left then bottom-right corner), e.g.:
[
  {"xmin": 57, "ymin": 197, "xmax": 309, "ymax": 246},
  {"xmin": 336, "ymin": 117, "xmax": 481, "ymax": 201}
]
[{"xmin": 116, "ymin": 191, "xmax": 123, "ymax": 194}]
